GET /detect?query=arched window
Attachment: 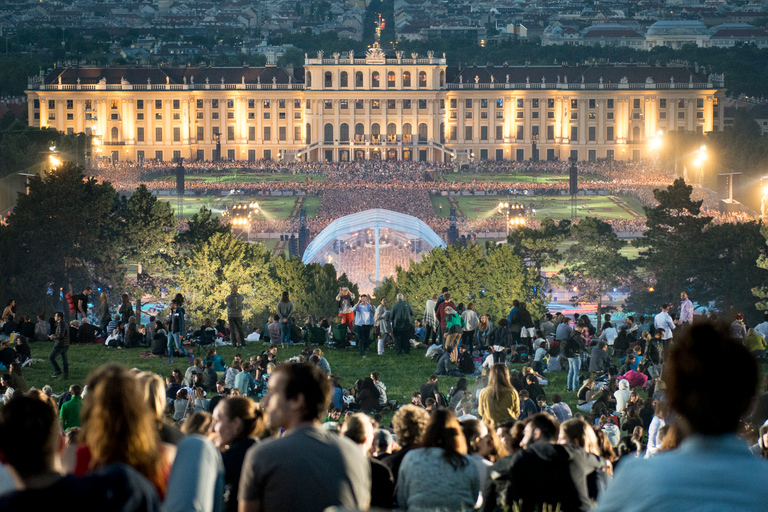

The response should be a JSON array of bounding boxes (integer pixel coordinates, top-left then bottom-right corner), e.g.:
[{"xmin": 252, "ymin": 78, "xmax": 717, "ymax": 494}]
[
  {"xmin": 306, "ymin": 72, "xmax": 312, "ymax": 88},
  {"xmin": 402, "ymin": 123, "xmax": 412, "ymax": 143},
  {"xmin": 632, "ymin": 125, "xmax": 641, "ymax": 141},
  {"xmin": 418, "ymin": 123, "xmax": 428, "ymax": 142},
  {"xmin": 324, "ymin": 72, "xmax": 332, "ymax": 88},
  {"xmin": 340, "ymin": 71, "xmax": 348, "ymax": 88},
  {"xmin": 387, "ymin": 123, "xmax": 397, "ymax": 135},
  {"xmin": 439, "ymin": 70, "xmax": 445, "ymax": 87},
  {"xmin": 418, "ymin": 71, "xmax": 427, "ymax": 88},
  {"xmin": 340, "ymin": 123, "xmax": 349, "ymax": 142},
  {"xmin": 355, "ymin": 71, "xmax": 364, "ymax": 87},
  {"xmin": 440, "ymin": 122, "xmax": 445, "ymax": 143},
  {"xmin": 371, "ymin": 123, "xmax": 381, "ymax": 135},
  {"xmin": 355, "ymin": 123, "xmax": 364, "ymax": 142},
  {"xmin": 305, "ymin": 123, "xmax": 312, "ymax": 144},
  {"xmin": 388, "ymin": 71, "xmax": 396, "ymax": 87},
  {"xmin": 372, "ymin": 72, "xmax": 380, "ymax": 88},
  {"xmin": 403, "ymin": 71, "xmax": 411, "ymax": 87},
  {"xmin": 111, "ymin": 127, "xmax": 119, "ymax": 142},
  {"xmin": 324, "ymin": 123, "xmax": 334, "ymax": 142}
]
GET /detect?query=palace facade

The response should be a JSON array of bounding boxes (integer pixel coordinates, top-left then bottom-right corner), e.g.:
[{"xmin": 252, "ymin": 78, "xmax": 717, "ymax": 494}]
[{"xmin": 26, "ymin": 48, "xmax": 726, "ymax": 164}]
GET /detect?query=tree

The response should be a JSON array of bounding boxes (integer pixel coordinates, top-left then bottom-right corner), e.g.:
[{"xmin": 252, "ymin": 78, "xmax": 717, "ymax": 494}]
[
  {"xmin": 684, "ymin": 221, "xmax": 768, "ymax": 324},
  {"xmin": 507, "ymin": 217, "xmax": 570, "ymax": 270},
  {"xmin": 177, "ymin": 232, "xmax": 276, "ymax": 325},
  {"xmin": 118, "ymin": 184, "xmax": 177, "ymax": 274},
  {"xmin": 0, "ymin": 162, "xmax": 122, "ymax": 314},
  {"xmin": 751, "ymin": 224, "xmax": 768, "ymax": 320},
  {"xmin": 374, "ymin": 243, "xmax": 547, "ymax": 322},
  {"xmin": 561, "ymin": 217, "xmax": 634, "ymax": 324},
  {"xmin": 628, "ymin": 179, "xmax": 711, "ymax": 315},
  {"xmin": 272, "ymin": 256, "xmax": 359, "ymax": 320},
  {"xmin": 178, "ymin": 206, "xmax": 229, "ymax": 250}
]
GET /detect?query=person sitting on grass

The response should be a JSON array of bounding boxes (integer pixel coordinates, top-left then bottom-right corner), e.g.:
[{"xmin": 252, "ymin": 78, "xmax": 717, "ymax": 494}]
[
  {"xmin": 204, "ymin": 348, "xmax": 227, "ymax": 372},
  {"xmin": 234, "ymin": 362, "xmax": 256, "ymax": 398}
]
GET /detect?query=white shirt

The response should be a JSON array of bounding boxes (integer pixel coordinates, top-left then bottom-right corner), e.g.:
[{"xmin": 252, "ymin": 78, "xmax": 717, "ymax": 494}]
[
  {"xmin": 461, "ymin": 310, "xmax": 479, "ymax": 331},
  {"xmin": 246, "ymin": 331, "xmax": 261, "ymax": 342},
  {"xmin": 654, "ymin": 311, "xmax": 675, "ymax": 340},
  {"xmin": 755, "ymin": 321, "xmax": 768, "ymax": 339},
  {"xmin": 680, "ymin": 298, "xmax": 694, "ymax": 324},
  {"xmin": 599, "ymin": 327, "xmax": 618, "ymax": 345}
]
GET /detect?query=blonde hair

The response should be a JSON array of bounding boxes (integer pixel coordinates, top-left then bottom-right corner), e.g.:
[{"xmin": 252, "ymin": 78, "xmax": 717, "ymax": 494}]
[
  {"xmin": 138, "ymin": 372, "xmax": 166, "ymax": 421},
  {"xmin": 80, "ymin": 365, "xmax": 163, "ymax": 494}
]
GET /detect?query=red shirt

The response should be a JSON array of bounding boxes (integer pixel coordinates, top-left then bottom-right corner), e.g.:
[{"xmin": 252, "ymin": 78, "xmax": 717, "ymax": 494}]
[{"xmin": 436, "ymin": 301, "xmax": 455, "ymax": 330}]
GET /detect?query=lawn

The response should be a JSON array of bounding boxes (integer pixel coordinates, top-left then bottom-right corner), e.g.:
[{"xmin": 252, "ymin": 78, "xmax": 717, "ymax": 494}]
[
  {"xmin": 441, "ymin": 173, "xmax": 601, "ymax": 184},
  {"xmin": 157, "ymin": 196, "xmax": 300, "ymax": 220},
  {"xmin": 434, "ymin": 195, "xmax": 644, "ymax": 222},
  {"xmin": 20, "ymin": 340, "xmax": 583, "ymax": 414},
  {"xmin": 153, "ymin": 173, "xmax": 326, "ymax": 184}
]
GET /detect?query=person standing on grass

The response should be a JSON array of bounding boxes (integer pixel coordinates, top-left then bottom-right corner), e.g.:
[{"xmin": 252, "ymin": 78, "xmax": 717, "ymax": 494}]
[
  {"xmin": 336, "ymin": 287, "xmax": 356, "ymax": 334},
  {"xmin": 48, "ymin": 311, "xmax": 69, "ymax": 379},
  {"xmin": 73, "ymin": 287, "xmax": 92, "ymax": 321},
  {"xmin": 119, "ymin": 293, "xmax": 134, "ymax": 324},
  {"xmin": 461, "ymin": 303, "xmax": 479, "ymax": 354},
  {"xmin": 352, "ymin": 295, "xmax": 375, "ymax": 358},
  {"xmin": 391, "ymin": 293, "xmax": 415, "ymax": 355},
  {"xmin": 423, "ymin": 294, "xmax": 439, "ymax": 345},
  {"xmin": 374, "ymin": 297, "xmax": 392, "ymax": 356},
  {"xmin": 277, "ymin": 292, "xmax": 294, "ymax": 348},
  {"xmin": 224, "ymin": 284, "xmax": 245, "ymax": 348},
  {"xmin": 166, "ymin": 299, "xmax": 191, "ymax": 364}
]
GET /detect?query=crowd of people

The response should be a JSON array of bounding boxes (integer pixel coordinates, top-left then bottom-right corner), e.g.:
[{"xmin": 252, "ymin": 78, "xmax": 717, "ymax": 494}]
[
  {"xmin": 91, "ymin": 158, "xmax": 754, "ymax": 239},
  {"xmin": 1, "ymin": 281, "xmax": 768, "ymax": 512}
]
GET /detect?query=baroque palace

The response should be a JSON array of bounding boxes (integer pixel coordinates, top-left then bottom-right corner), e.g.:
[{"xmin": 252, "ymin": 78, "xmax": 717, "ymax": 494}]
[{"xmin": 26, "ymin": 46, "xmax": 726, "ymax": 164}]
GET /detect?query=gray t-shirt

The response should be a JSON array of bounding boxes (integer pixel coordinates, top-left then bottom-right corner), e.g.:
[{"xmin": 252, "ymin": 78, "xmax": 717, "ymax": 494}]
[
  {"xmin": 224, "ymin": 293, "xmax": 244, "ymax": 318},
  {"xmin": 239, "ymin": 424, "xmax": 371, "ymax": 512}
]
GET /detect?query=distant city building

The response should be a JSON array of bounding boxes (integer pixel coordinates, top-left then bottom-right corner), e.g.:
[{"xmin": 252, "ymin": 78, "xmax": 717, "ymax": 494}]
[
  {"xmin": 27, "ymin": 49, "xmax": 725, "ymax": 164},
  {"xmin": 543, "ymin": 20, "xmax": 768, "ymax": 50}
]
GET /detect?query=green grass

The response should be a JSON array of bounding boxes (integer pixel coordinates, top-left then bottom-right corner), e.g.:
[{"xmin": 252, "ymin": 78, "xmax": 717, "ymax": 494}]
[
  {"xmin": 302, "ymin": 196, "xmax": 321, "ymax": 218},
  {"xmin": 430, "ymin": 196, "xmax": 452, "ymax": 217},
  {"xmin": 437, "ymin": 195, "xmax": 644, "ymax": 222},
  {"xmin": 157, "ymin": 196, "xmax": 300, "ymax": 220},
  {"xmin": 153, "ymin": 174, "xmax": 326, "ymax": 184},
  {"xmin": 17, "ymin": 339, "xmax": 625, "ymax": 417},
  {"xmin": 441, "ymin": 173, "xmax": 601, "ymax": 184}
]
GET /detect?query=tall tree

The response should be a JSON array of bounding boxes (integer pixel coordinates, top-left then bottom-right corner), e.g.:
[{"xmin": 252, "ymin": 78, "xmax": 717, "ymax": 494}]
[
  {"xmin": 751, "ymin": 224, "xmax": 768, "ymax": 320},
  {"xmin": 177, "ymin": 232, "xmax": 276, "ymax": 325},
  {"xmin": 561, "ymin": 217, "xmax": 634, "ymax": 323},
  {"xmin": 629, "ymin": 178, "xmax": 711, "ymax": 315},
  {"xmin": 507, "ymin": 217, "xmax": 570, "ymax": 270},
  {"xmin": 374, "ymin": 243, "xmax": 547, "ymax": 322},
  {"xmin": 687, "ymin": 221, "xmax": 768, "ymax": 324},
  {"xmin": 0, "ymin": 162, "xmax": 122, "ymax": 313},
  {"xmin": 178, "ymin": 206, "xmax": 230, "ymax": 250},
  {"xmin": 118, "ymin": 184, "xmax": 177, "ymax": 275}
]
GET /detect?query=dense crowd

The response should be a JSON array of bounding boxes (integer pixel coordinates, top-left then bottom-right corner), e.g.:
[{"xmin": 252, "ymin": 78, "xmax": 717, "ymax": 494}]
[
  {"xmin": 91, "ymin": 159, "xmax": 753, "ymax": 234},
  {"xmin": 0, "ymin": 286, "xmax": 767, "ymax": 512}
]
